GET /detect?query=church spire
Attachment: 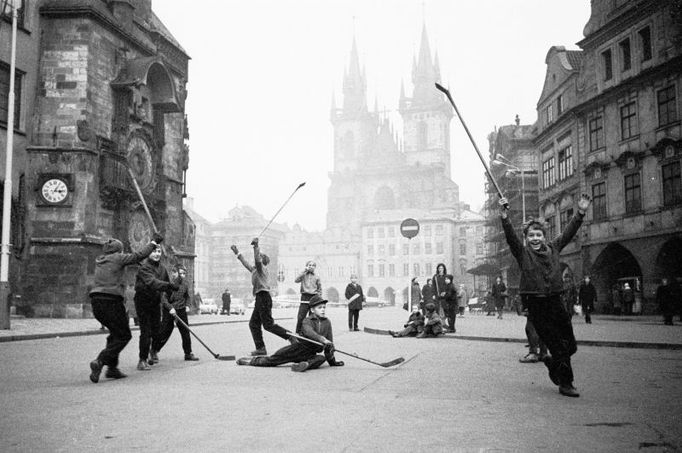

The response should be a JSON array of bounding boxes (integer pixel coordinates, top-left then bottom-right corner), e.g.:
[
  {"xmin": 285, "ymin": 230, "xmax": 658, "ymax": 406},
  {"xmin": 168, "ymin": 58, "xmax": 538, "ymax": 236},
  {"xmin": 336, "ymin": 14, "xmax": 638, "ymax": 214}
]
[
  {"xmin": 342, "ymin": 35, "xmax": 367, "ymax": 114},
  {"xmin": 411, "ymin": 22, "xmax": 440, "ymax": 105}
]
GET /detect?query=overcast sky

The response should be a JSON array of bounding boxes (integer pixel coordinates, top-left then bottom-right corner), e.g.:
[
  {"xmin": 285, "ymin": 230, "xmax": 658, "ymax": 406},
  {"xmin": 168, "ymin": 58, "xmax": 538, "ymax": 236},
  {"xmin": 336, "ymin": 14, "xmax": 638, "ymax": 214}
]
[{"xmin": 153, "ymin": 0, "xmax": 591, "ymax": 231}]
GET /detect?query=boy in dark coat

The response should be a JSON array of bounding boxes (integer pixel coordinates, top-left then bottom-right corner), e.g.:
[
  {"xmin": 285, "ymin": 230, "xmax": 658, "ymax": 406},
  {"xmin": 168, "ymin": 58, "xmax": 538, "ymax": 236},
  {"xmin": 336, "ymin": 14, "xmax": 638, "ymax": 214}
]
[
  {"xmin": 578, "ymin": 275, "xmax": 597, "ymax": 324},
  {"xmin": 421, "ymin": 278, "xmax": 435, "ymax": 314},
  {"xmin": 153, "ymin": 264, "xmax": 199, "ymax": 361},
  {"xmin": 500, "ymin": 194, "xmax": 591, "ymax": 397},
  {"xmin": 232, "ymin": 237, "xmax": 292, "ymax": 356},
  {"xmin": 389, "ymin": 304, "xmax": 425, "ymax": 337},
  {"xmin": 236, "ymin": 295, "xmax": 344, "ymax": 372},
  {"xmin": 88, "ymin": 234, "xmax": 162, "ymax": 383},
  {"xmin": 492, "ymin": 276, "xmax": 507, "ymax": 319},
  {"xmin": 134, "ymin": 245, "xmax": 178, "ymax": 371},
  {"xmin": 345, "ymin": 274, "xmax": 365, "ymax": 331},
  {"xmin": 416, "ymin": 302, "xmax": 444, "ymax": 338},
  {"xmin": 443, "ymin": 274, "xmax": 458, "ymax": 332}
]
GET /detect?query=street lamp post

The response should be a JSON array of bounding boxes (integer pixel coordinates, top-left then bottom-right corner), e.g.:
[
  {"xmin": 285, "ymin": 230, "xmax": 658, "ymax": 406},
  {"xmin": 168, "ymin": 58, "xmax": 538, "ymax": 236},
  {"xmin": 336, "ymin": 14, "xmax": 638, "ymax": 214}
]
[{"xmin": 1, "ymin": 0, "xmax": 21, "ymax": 330}]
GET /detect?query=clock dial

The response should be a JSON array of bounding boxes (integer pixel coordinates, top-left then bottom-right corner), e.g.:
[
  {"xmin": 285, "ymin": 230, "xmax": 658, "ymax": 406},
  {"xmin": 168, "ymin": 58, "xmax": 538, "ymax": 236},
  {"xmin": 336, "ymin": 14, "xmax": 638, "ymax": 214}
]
[
  {"xmin": 128, "ymin": 210, "xmax": 152, "ymax": 250},
  {"xmin": 41, "ymin": 178, "xmax": 69, "ymax": 204},
  {"xmin": 126, "ymin": 134, "xmax": 154, "ymax": 191}
]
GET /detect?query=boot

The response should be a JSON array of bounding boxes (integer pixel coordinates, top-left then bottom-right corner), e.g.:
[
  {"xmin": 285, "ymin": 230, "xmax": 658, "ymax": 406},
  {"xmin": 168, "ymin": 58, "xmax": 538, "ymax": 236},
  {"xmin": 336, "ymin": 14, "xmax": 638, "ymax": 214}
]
[
  {"xmin": 184, "ymin": 353, "xmax": 199, "ymax": 361},
  {"xmin": 542, "ymin": 355, "xmax": 560, "ymax": 385},
  {"xmin": 519, "ymin": 352, "xmax": 539, "ymax": 363},
  {"xmin": 148, "ymin": 350, "xmax": 159, "ymax": 365},
  {"xmin": 291, "ymin": 361, "xmax": 310, "ymax": 372},
  {"xmin": 559, "ymin": 384, "xmax": 580, "ymax": 397},
  {"xmin": 250, "ymin": 348, "xmax": 267, "ymax": 356},
  {"xmin": 236, "ymin": 357, "xmax": 254, "ymax": 366},
  {"xmin": 105, "ymin": 367, "xmax": 127, "ymax": 379},
  {"xmin": 137, "ymin": 360, "xmax": 151, "ymax": 371},
  {"xmin": 329, "ymin": 359, "xmax": 344, "ymax": 367},
  {"xmin": 89, "ymin": 359, "xmax": 103, "ymax": 383}
]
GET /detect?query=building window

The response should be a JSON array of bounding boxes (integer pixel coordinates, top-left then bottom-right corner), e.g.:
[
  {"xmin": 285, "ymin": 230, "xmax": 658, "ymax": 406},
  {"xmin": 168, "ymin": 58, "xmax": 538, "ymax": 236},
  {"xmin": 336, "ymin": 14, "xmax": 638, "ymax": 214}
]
[
  {"xmin": 619, "ymin": 38, "xmax": 631, "ymax": 71},
  {"xmin": 367, "ymin": 228, "xmax": 373, "ymax": 239},
  {"xmin": 413, "ymin": 243, "xmax": 420, "ymax": 254},
  {"xmin": 403, "ymin": 263, "xmax": 409, "ymax": 276},
  {"xmin": 662, "ymin": 161, "xmax": 682, "ymax": 206},
  {"xmin": 412, "ymin": 263, "xmax": 419, "ymax": 276},
  {"xmin": 546, "ymin": 104, "xmax": 554, "ymax": 124},
  {"xmin": 377, "ymin": 227, "xmax": 385, "ymax": 238},
  {"xmin": 387, "ymin": 226, "xmax": 395, "ymax": 238},
  {"xmin": 592, "ymin": 182, "xmax": 607, "ymax": 220},
  {"xmin": 378, "ymin": 244, "xmax": 385, "ymax": 255},
  {"xmin": 542, "ymin": 157, "xmax": 556, "ymax": 188},
  {"xmin": 459, "ymin": 242, "xmax": 466, "ymax": 255},
  {"xmin": 589, "ymin": 116, "xmax": 604, "ymax": 151},
  {"xmin": 557, "ymin": 95, "xmax": 563, "ymax": 116},
  {"xmin": 602, "ymin": 49, "xmax": 613, "ymax": 81},
  {"xmin": 425, "ymin": 263, "xmax": 432, "ymax": 275},
  {"xmin": 424, "ymin": 242, "xmax": 432, "ymax": 254},
  {"xmin": 368, "ymin": 264, "xmax": 374, "ymax": 277},
  {"xmin": 546, "ymin": 215, "xmax": 556, "ymax": 240},
  {"xmin": 435, "ymin": 224, "xmax": 443, "ymax": 235},
  {"xmin": 389, "ymin": 244, "xmax": 395, "ymax": 256},
  {"xmin": 402, "ymin": 244, "xmax": 409, "ymax": 255},
  {"xmin": 339, "ymin": 266, "xmax": 344, "ymax": 277},
  {"xmin": 379, "ymin": 264, "xmax": 385, "ymax": 278},
  {"xmin": 459, "ymin": 226, "xmax": 467, "ymax": 236},
  {"xmin": 436, "ymin": 242, "xmax": 444, "ymax": 254},
  {"xmin": 657, "ymin": 85, "xmax": 678, "ymax": 127},
  {"xmin": 367, "ymin": 245, "xmax": 373, "ymax": 256},
  {"xmin": 639, "ymin": 26, "xmax": 652, "ymax": 62},
  {"xmin": 389, "ymin": 263, "xmax": 395, "ymax": 276},
  {"xmin": 559, "ymin": 208, "xmax": 574, "ymax": 231},
  {"xmin": 0, "ymin": 62, "xmax": 22, "ymax": 130},
  {"xmin": 624, "ymin": 173, "xmax": 641, "ymax": 213},
  {"xmin": 423, "ymin": 225, "xmax": 432, "ymax": 236},
  {"xmin": 620, "ymin": 101, "xmax": 638, "ymax": 140},
  {"xmin": 558, "ymin": 146, "xmax": 574, "ymax": 181},
  {"xmin": 476, "ymin": 242, "xmax": 484, "ymax": 255}
]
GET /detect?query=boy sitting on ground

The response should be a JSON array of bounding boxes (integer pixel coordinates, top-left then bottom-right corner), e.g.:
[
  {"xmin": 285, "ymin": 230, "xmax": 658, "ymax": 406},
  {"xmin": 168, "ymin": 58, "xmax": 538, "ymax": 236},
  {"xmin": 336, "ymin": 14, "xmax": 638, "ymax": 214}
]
[
  {"xmin": 416, "ymin": 302, "xmax": 444, "ymax": 338},
  {"xmin": 236, "ymin": 295, "xmax": 344, "ymax": 372},
  {"xmin": 389, "ymin": 304, "xmax": 424, "ymax": 338}
]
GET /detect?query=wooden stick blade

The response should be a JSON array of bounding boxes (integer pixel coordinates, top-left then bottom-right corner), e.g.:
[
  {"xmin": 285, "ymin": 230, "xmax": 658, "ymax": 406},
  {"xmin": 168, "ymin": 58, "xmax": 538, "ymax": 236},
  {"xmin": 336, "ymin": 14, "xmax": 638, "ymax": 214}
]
[
  {"xmin": 216, "ymin": 354, "xmax": 236, "ymax": 361},
  {"xmin": 434, "ymin": 82, "xmax": 449, "ymax": 94},
  {"xmin": 380, "ymin": 357, "xmax": 405, "ymax": 367}
]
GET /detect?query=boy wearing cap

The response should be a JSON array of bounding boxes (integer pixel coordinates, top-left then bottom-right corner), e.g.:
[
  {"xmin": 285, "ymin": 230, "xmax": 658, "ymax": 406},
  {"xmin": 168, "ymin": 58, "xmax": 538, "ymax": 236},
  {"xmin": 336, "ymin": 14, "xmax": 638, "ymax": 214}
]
[
  {"xmin": 236, "ymin": 295, "xmax": 344, "ymax": 372},
  {"xmin": 294, "ymin": 260, "xmax": 322, "ymax": 334},
  {"xmin": 416, "ymin": 302, "xmax": 444, "ymax": 338},
  {"xmin": 152, "ymin": 264, "xmax": 199, "ymax": 362},
  {"xmin": 88, "ymin": 233, "xmax": 163, "ymax": 383}
]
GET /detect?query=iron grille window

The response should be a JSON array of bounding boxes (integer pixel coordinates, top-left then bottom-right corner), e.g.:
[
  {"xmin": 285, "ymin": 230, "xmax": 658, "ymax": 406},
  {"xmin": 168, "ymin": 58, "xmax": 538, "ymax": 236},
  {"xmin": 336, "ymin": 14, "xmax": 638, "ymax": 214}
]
[
  {"xmin": 558, "ymin": 146, "xmax": 574, "ymax": 181},
  {"xmin": 657, "ymin": 85, "xmax": 678, "ymax": 127},
  {"xmin": 560, "ymin": 208, "xmax": 574, "ymax": 231},
  {"xmin": 542, "ymin": 157, "xmax": 556, "ymax": 188},
  {"xmin": 639, "ymin": 27, "xmax": 652, "ymax": 62},
  {"xmin": 592, "ymin": 182, "xmax": 607, "ymax": 220},
  {"xmin": 624, "ymin": 173, "xmax": 641, "ymax": 213},
  {"xmin": 589, "ymin": 116, "xmax": 604, "ymax": 151},
  {"xmin": 662, "ymin": 161, "xmax": 681, "ymax": 206},
  {"xmin": 0, "ymin": 62, "xmax": 22, "ymax": 130},
  {"xmin": 619, "ymin": 38, "xmax": 631, "ymax": 71},
  {"xmin": 620, "ymin": 102, "xmax": 638, "ymax": 140},
  {"xmin": 602, "ymin": 49, "xmax": 613, "ymax": 81}
]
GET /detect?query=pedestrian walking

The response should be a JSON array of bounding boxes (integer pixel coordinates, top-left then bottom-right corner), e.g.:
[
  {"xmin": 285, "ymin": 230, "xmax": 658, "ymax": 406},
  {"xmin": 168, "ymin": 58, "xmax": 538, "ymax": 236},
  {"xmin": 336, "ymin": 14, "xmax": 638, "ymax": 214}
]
[
  {"xmin": 500, "ymin": 193, "xmax": 592, "ymax": 397},
  {"xmin": 134, "ymin": 245, "xmax": 178, "ymax": 371},
  {"xmin": 433, "ymin": 263, "xmax": 448, "ymax": 320},
  {"xmin": 622, "ymin": 283, "xmax": 634, "ymax": 315},
  {"xmin": 221, "ymin": 288, "xmax": 232, "ymax": 315},
  {"xmin": 656, "ymin": 277, "xmax": 681, "ymax": 325},
  {"xmin": 232, "ymin": 238, "xmax": 293, "ymax": 356},
  {"xmin": 578, "ymin": 276, "xmax": 597, "ymax": 324},
  {"xmin": 491, "ymin": 276, "xmax": 507, "ymax": 319},
  {"xmin": 611, "ymin": 284, "xmax": 622, "ymax": 316},
  {"xmin": 88, "ymin": 234, "xmax": 163, "ymax": 383},
  {"xmin": 345, "ymin": 274, "xmax": 365, "ymax": 331},
  {"xmin": 457, "ymin": 283, "xmax": 468, "ymax": 316},
  {"xmin": 236, "ymin": 295, "xmax": 344, "ymax": 372},
  {"xmin": 153, "ymin": 264, "xmax": 199, "ymax": 361},
  {"xmin": 294, "ymin": 260, "xmax": 322, "ymax": 333}
]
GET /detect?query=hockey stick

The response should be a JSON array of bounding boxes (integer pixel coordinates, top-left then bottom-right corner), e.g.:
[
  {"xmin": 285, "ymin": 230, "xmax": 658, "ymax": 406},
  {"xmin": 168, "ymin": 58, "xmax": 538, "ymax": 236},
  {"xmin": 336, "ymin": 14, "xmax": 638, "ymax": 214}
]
[
  {"xmin": 434, "ymin": 83, "xmax": 508, "ymax": 208},
  {"xmin": 257, "ymin": 182, "xmax": 306, "ymax": 239},
  {"xmin": 171, "ymin": 312, "xmax": 235, "ymax": 361},
  {"xmin": 286, "ymin": 331, "xmax": 405, "ymax": 368}
]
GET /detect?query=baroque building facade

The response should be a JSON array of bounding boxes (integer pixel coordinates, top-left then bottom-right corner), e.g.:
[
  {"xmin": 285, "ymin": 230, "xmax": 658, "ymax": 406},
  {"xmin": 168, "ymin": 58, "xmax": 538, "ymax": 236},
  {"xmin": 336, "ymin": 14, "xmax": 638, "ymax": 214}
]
[
  {"xmin": 1, "ymin": 0, "xmax": 194, "ymax": 317},
  {"xmin": 278, "ymin": 26, "xmax": 487, "ymax": 304},
  {"xmin": 534, "ymin": 0, "xmax": 682, "ymax": 313}
]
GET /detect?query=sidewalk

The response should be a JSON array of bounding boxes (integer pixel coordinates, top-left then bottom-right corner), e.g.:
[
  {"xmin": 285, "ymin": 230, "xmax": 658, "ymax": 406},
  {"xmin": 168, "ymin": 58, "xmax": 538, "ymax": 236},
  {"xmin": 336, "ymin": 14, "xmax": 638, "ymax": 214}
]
[{"xmin": 1, "ymin": 306, "xmax": 680, "ymax": 349}]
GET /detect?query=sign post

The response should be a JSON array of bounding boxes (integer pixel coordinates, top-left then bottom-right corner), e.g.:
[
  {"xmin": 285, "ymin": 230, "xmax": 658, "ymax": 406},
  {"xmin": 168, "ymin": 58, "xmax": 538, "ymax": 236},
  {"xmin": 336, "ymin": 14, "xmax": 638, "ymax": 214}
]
[{"xmin": 400, "ymin": 218, "xmax": 420, "ymax": 312}]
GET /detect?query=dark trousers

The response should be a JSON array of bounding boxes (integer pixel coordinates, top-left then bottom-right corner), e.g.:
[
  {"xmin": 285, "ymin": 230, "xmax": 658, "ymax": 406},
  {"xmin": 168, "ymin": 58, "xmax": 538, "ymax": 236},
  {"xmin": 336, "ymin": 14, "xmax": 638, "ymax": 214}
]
[
  {"xmin": 348, "ymin": 309, "xmax": 360, "ymax": 329},
  {"xmin": 155, "ymin": 308, "xmax": 192, "ymax": 355},
  {"xmin": 135, "ymin": 300, "xmax": 162, "ymax": 361},
  {"xmin": 250, "ymin": 343, "xmax": 320, "ymax": 367},
  {"xmin": 524, "ymin": 294, "xmax": 577, "ymax": 386},
  {"xmin": 296, "ymin": 293, "xmax": 314, "ymax": 333},
  {"xmin": 584, "ymin": 309, "xmax": 592, "ymax": 324},
  {"xmin": 396, "ymin": 323, "xmax": 422, "ymax": 337},
  {"xmin": 91, "ymin": 296, "xmax": 132, "ymax": 368},
  {"xmin": 444, "ymin": 302, "xmax": 457, "ymax": 331},
  {"xmin": 249, "ymin": 291, "xmax": 290, "ymax": 350},
  {"xmin": 525, "ymin": 318, "xmax": 547, "ymax": 356}
]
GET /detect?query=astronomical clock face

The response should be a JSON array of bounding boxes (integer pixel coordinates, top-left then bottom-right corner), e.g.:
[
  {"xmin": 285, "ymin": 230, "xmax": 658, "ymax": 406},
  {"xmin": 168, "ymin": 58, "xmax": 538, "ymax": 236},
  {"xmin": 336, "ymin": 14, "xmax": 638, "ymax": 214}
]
[
  {"xmin": 128, "ymin": 210, "xmax": 152, "ymax": 250},
  {"xmin": 40, "ymin": 178, "xmax": 69, "ymax": 204},
  {"xmin": 126, "ymin": 134, "xmax": 155, "ymax": 192}
]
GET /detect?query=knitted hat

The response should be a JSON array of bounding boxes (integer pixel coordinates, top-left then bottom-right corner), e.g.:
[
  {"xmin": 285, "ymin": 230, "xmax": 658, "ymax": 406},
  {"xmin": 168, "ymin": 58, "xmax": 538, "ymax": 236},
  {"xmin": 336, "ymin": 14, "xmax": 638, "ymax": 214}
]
[
  {"xmin": 425, "ymin": 302, "xmax": 436, "ymax": 312},
  {"xmin": 308, "ymin": 295, "xmax": 328, "ymax": 308},
  {"xmin": 174, "ymin": 264, "xmax": 187, "ymax": 272},
  {"xmin": 103, "ymin": 238, "xmax": 123, "ymax": 254}
]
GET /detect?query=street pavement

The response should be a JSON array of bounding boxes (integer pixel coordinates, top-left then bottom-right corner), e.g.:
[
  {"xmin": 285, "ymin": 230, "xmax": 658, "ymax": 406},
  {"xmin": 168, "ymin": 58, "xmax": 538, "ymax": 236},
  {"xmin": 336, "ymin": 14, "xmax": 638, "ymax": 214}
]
[{"xmin": 1, "ymin": 307, "xmax": 681, "ymax": 452}]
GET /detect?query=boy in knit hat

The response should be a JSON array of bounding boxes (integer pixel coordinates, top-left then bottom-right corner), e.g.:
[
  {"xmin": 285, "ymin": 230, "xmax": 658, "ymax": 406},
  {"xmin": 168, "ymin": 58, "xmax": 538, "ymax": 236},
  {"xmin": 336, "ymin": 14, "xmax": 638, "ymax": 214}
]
[
  {"xmin": 416, "ymin": 302, "xmax": 444, "ymax": 338},
  {"xmin": 236, "ymin": 295, "xmax": 344, "ymax": 372},
  {"xmin": 88, "ymin": 233, "xmax": 163, "ymax": 383}
]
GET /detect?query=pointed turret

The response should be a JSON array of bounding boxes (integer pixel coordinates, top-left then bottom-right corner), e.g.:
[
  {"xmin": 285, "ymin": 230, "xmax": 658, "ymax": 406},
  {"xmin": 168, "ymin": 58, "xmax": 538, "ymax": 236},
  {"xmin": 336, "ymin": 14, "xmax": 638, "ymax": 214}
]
[
  {"xmin": 411, "ymin": 22, "xmax": 440, "ymax": 104},
  {"xmin": 342, "ymin": 36, "xmax": 367, "ymax": 114}
]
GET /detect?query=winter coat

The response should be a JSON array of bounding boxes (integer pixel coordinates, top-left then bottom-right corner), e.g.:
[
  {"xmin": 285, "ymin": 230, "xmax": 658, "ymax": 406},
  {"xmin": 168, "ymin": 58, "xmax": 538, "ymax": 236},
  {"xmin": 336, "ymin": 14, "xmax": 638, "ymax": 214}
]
[
  {"xmin": 404, "ymin": 311, "xmax": 424, "ymax": 327},
  {"xmin": 165, "ymin": 277, "xmax": 190, "ymax": 310},
  {"xmin": 411, "ymin": 283, "xmax": 422, "ymax": 305},
  {"xmin": 444, "ymin": 283, "xmax": 458, "ymax": 308},
  {"xmin": 345, "ymin": 283, "xmax": 365, "ymax": 311},
  {"xmin": 492, "ymin": 282, "xmax": 507, "ymax": 308},
  {"xmin": 433, "ymin": 273, "xmax": 448, "ymax": 301},
  {"xmin": 295, "ymin": 271, "xmax": 322, "ymax": 296},
  {"xmin": 422, "ymin": 284, "xmax": 436, "ymax": 305},
  {"xmin": 90, "ymin": 241, "xmax": 156, "ymax": 298},
  {"xmin": 657, "ymin": 283, "xmax": 680, "ymax": 315},
  {"xmin": 237, "ymin": 245, "xmax": 270, "ymax": 295},
  {"xmin": 578, "ymin": 282, "xmax": 597, "ymax": 312},
  {"xmin": 422, "ymin": 311, "xmax": 444, "ymax": 335},
  {"xmin": 301, "ymin": 313, "xmax": 334, "ymax": 350},
  {"xmin": 134, "ymin": 258, "xmax": 175, "ymax": 307},
  {"xmin": 501, "ymin": 212, "xmax": 584, "ymax": 295}
]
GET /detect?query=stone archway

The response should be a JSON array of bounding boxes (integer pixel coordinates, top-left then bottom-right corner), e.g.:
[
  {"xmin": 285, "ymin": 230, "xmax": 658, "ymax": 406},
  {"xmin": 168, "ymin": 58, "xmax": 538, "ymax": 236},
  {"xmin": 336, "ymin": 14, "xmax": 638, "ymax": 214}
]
[
  {"xmin": 367, "ymin": 287, "xmax": 379, "ymax": 298},
  {"xmin": 326, "ymin": 287, "xmax": 339, "ymax": 303},
  {"xmin": 384, "ymin": 287, "xmax": 395, "ymax": 305},
  {"xmin": 655, "ymin": 237, "xmax": 682, "ymax": 281},
  {"xmin": 591, "ymin": 243, "xmax": 642, "ymax": 313}
]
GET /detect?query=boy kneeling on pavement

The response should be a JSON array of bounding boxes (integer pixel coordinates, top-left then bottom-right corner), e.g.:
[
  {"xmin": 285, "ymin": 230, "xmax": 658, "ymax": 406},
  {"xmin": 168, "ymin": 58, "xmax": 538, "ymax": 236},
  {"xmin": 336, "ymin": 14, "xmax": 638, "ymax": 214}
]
[{"xmin": 236, "ymin": 295, "xmax": 344, "ymax": 372}]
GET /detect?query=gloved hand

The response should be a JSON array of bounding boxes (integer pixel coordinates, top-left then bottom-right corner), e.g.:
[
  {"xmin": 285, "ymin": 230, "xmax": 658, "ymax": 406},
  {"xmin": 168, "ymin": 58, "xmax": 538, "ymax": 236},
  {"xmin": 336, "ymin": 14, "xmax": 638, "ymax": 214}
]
[
  {"xmin": 250, "ymin": 237, "xmax": 259, "ymax": 246},
  {"xmin": 230, "ymin": 245, "xmax": 239, "ymax": 255},
  {"xmin": 169, "ymin": 308, "xmax": 176, "ymax": 316},
  {"xmin": 152, "ymin": 232, "xmax": 164, "ymax": 244},
  {"xmin": 323, "ymin": 342, "xmax": 335, "ymax": 355}
]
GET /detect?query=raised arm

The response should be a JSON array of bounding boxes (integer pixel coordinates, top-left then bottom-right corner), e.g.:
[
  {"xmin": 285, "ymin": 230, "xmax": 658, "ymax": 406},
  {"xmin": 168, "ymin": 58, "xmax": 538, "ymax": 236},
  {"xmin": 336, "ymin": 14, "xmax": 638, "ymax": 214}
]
[
  {"xmin": 499, "ymin": 198, "xmax": 523, "ymax": 259},
  {"xmin": 552, "ymin": 194, "xmax": 591, "ymax": 252},
  {"xmin": 231, "ymin": 244, "xmax": 254, "ymax": 272}
]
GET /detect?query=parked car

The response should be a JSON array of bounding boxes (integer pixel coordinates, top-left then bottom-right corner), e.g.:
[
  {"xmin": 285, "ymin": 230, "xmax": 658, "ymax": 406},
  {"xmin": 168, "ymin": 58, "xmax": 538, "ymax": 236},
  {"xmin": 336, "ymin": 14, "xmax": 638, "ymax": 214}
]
[
  {"xmin": 272, "ymin": 295, "xmax": 300, "ymax": 308},
  {"xmin": 229, "ymin": 298, "xmax": 246, "ymax": 315},
  {"xmin": 364, "ymin": 296, "xmax": 386, "ymax": 308},
  {"xmin": 199, "ymin": 298, "xmax": 218, "ymax": 315}
]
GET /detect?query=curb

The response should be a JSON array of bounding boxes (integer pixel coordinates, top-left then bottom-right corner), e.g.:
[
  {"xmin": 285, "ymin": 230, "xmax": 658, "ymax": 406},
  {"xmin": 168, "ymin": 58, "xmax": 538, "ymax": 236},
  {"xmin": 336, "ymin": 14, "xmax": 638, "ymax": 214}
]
[
  {"xmin": 0, "ymin": 317, "xmax": 293, "ymax": 343},
  {"xmin": 363, "ymin": 327, "xmax": 682, "ymax": 350}
]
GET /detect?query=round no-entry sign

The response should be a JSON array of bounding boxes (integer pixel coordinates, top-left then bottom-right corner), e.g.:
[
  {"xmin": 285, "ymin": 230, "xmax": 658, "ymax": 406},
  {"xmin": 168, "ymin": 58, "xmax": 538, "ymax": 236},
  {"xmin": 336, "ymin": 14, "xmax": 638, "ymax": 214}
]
[{"xmin": 400, "ymin": 218, "xmax": 420, "ymax": 239}]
